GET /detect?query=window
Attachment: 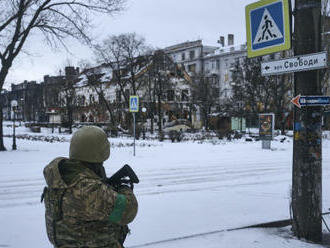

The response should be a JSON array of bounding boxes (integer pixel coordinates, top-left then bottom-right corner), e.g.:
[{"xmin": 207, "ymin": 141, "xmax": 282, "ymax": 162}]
[
  {"xmin": 181, "ymin": 53, "xmax": 186, "ymax": 61},
  {"xmin": 167, "ymin": 90, "xmax": 175, "ymax": 101},
  {"xmin": 189, "ymin": 50, "xmax": 195, "ymax": 60},
  {"xmin": 211, "ymin": 60, "xmax": 215, "ymax": 69},
  {"xmin": 181, "ymin": 90, "xmax": 189, "ymax": 101},
  {"xmin": 188, "ymin": 64, "xmax": 196, "ymax": 73},
  {"xmin": 216, "ymin": 60, "xmax": 220, "ymax": 70}
]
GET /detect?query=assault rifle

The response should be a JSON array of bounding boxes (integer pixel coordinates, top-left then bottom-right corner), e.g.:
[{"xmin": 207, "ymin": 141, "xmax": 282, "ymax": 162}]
[{"xmin": 106, "ymin": 164, "xmax": 139, "ymax": 190}]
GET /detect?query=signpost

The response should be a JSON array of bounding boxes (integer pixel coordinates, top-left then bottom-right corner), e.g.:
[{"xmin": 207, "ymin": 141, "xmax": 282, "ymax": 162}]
[
  {"xmin": 259, "ymin": 113, "xmax": 275, "ymax": 149},
  {"xmin": 290, "ymin": 0, "xmax": 323, "ymax": 241},
  {"xmin": 291, "ymin": 95, "xmax": 330, "ymax": 109},
  {"xmin": 246, "ymin": 0, "xmax": 326, "ymax": 241},
  {"xmin": 245, "ymin": 0, "xmax": 291, "ymax": 58},
  {"xmin": 261, "ymin": 51, "xmax": 328, "ymax": 76},
  {"xmin": 129, "ymin": 96, "xmax": 139, "ymax": 156}
]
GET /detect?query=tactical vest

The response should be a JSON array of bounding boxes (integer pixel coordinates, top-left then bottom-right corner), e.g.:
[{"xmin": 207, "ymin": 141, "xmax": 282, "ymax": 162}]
[
  {"xmin": 42, "ymin": 185, "xmax": 67, "ymax": 245},
  {"xmin": 42, "ymin": 158, "xmax": 127, "ymax": 248}
]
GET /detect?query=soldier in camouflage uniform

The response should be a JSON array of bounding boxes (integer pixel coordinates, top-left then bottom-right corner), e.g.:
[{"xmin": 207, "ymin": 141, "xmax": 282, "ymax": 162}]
[{"xmin": 42, "ymin": 126, "xmax": 138, "ymax": 248}]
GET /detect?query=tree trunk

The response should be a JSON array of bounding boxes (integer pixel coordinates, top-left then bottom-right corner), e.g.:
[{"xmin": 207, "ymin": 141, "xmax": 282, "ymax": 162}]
[
  {"xmin": 68, "ymin": 105, "xmax": 73, "ymax": 134},
  {"xmin": 0, "ymin": 65, "xmax": 10, "ymax": 151},
  {"xmin": 292, "ymin": 0, "xmax": 322, "ymax": 242},
  {"xmin": 157, "ymin": 93, "xmax": 162, "ymax": 133},
  {"xmin": 203, "ymin": 109, "xmax": 208, "ymax": 130},
  {"xmin": 150, "ymin": 102, "xmax": 155, "ymax": 134},
  {"xmin": 0, "ymin": 106, "xmax": 6, "ymax": 151},
  {"xmin": 99, "ymin": 93, "xmax": 116, "ymax": 127}
]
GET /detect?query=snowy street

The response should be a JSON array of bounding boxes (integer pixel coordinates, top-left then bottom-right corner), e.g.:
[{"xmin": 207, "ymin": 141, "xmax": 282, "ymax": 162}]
[
  {"xmin": 0, "ymin": 0, "xmax": 329, "ymax": 246},
  {"xmin": 0, "ymin": 126, "xmax": 330, "ymax": 248}
]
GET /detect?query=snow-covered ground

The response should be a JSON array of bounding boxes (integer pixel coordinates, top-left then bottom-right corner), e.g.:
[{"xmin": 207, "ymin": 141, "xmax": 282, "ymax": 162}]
[{"xmin": 1, "ymin": 124, "xmax": 330, "ymax": 248}]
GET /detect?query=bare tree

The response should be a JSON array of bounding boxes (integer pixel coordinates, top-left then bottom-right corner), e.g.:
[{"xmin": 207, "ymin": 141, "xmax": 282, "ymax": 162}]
[
  {"xmin": 230, "ymin": 56, "xmax": 292, "ymax": 131},
  {"xmin": 120, "ymin": 33, "xmax": 150, "ymax": 95},
  {"xmin": 94, "ymin": 33, "xmax": 150, "ymax": 128},
  {"xmin": 145, "ymin": 50, "xmax": 178, "ymax": 133},
  {"xmin": 229, "ymin": 57, "xmax": 263, "ymax": 118},
  {"xmin": 0, "ymin": 0, "xmax": 125, "ymax": 150},
  {"xmin": 94, "ymin": 33, "xmax": 150, "ymax": 104},
  {"xmin": 61, "ymin": 81, "xmax": 75, "ymax": 134},
  {"xmin": 85, "ymin": 71, "xmax": 117, "ymax": 127},
  {"xmin": 191, "ymin": 73, "xmax": 219, "ymax": 131}
]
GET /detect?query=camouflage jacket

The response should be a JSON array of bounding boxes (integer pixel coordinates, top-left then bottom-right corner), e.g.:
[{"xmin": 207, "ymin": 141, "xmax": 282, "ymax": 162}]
[{"xmin": 42, "ymin": 157, "xmax": 138, "ymax": 248}]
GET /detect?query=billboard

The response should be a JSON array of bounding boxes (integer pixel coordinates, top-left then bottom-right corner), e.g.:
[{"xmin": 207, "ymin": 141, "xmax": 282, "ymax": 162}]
[{"xmin": 259, "ymin": 113, "xmax": 275, "ymax": 140}]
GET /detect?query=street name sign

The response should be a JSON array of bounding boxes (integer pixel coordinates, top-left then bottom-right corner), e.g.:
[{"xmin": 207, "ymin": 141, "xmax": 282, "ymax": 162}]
[
  {"xmin": 291, "ymin": 94, "xmax": 330, "ymax": 109},
  {"xmin": 246, "ymin": 0, "xmax": 291, "ymax": 58},
  {"xmin": 129, "ymin": 96, "xmax": 139, "ymax": 112},
  {"xmin": 261, "ymin": 51, "xmax": 328, "ymax": 76}
]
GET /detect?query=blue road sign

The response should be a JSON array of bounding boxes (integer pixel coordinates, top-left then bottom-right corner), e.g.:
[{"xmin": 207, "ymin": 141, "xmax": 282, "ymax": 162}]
[
  {"xmin": 291, "ymin": 95, "xmax": 330, "ymax": 108},
  {"xmin": 129, "ymin": 95, "xmax": 139, "ymax": 112},
  {"xmin": 246, "ymin": 0, "xmax": 291, "ymax": 58}
]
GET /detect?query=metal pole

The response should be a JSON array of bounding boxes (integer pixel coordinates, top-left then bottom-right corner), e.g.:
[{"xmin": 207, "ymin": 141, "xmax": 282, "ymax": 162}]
[
  {"xmin": 12, "ymin": 110, "xmax": 16, "ymax": 150},
  {"xmin": 133, "ymin": 112, "xmax": 136, "ymax": 156},
  {"xmin": 292, "ymin": 0, "xmax": 322, "ymax": 242}
]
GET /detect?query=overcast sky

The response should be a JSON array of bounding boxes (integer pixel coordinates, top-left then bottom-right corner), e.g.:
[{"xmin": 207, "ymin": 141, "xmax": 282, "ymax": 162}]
[{"xmin": 5, "ymin": 0, "xmax": 258, "ymax": 89}]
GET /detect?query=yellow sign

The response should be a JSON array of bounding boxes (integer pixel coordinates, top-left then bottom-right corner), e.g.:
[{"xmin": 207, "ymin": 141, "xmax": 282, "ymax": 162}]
[{"xmin": 245, "ymin": 0, "xmax": 291, "ymax": 58}]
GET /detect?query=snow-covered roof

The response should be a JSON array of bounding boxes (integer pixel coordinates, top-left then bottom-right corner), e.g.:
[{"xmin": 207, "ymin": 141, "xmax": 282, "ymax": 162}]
[
  {"xmin": 75, "ymin": 64, "xmax": 113, "ymax": 87},
  {"xmin": 205, "ymin": 44, "xmax": 247, "ymax": 59}
]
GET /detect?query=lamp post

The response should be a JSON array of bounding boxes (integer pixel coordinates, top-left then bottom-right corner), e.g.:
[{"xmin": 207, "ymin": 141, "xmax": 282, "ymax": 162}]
[
  {"xmin": 20, "ymin": 98, "xmax": 24, "ymax": 125},
  {"xmin": 11, "ymin": 100, "xmax": 18, "ymax": 150},
  {"xmin": 142, "ymin": 107, "xmax": 147, "ymax": 139}
]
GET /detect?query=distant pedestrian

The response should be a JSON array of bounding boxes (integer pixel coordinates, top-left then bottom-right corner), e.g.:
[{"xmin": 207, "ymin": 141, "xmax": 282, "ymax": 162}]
[{"xmin": 42, "ymin": 126, "xmax": 138, "ymax": 248}]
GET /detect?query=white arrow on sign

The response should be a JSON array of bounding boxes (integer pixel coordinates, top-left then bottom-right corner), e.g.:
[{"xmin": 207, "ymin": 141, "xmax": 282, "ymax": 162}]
[{"xmin": 261, "ymin": 51, "xmax": 328, "ymax": 76}]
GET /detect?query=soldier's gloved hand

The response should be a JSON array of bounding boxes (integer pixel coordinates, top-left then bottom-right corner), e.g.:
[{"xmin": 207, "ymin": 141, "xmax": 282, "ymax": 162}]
[
  {"xmin": 116, "ymin": 177, "xmax": 134, "ymax": 190},
  {"xmin": 117, "ymin": 185, "xmax": 132, "ymax": 194}
]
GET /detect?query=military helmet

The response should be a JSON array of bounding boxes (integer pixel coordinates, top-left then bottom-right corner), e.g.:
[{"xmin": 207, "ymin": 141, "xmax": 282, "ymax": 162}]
[{"xmin": 69, "ymin": 126, "xmax": 110, "ymax": 163}]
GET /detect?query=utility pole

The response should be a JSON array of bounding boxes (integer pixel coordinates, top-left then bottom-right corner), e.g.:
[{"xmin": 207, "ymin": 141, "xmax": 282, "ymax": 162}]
[{"xmin": 292, "ymin": 0, "xmax": 323, "ymax": 242}]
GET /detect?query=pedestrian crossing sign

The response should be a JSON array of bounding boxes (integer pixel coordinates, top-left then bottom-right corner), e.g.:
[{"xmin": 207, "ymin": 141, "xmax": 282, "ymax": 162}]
[
  {"xmin": 245, "ymin": 0, "xmax": 291, "ymax": 58},
  {"xmin": 129, "ymin": 96, "xmax": 139, "ymax": 112}
]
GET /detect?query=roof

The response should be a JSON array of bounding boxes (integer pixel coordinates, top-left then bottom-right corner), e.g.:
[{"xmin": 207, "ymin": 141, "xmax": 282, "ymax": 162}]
[
  {"xmin": 74, "ymin": 53, "xmax": 191, "ymax": 88},
  {"xmin": 164, "ymin": 40, "xmax": 203, "ymax": 53},
  {"xmin": 204, "ymin": 44, "xmax": 247, "ymax": 59}
]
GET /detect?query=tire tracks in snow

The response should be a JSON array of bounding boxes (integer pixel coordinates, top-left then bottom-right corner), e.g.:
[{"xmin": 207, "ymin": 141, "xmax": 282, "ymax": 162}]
[
  {"xmin": 0, "ymin": 160, "xmax": 329, "ymax": 208},
  {"xmin": 0, "ymin": 162, "xmax": 289, "ymax": 208}
]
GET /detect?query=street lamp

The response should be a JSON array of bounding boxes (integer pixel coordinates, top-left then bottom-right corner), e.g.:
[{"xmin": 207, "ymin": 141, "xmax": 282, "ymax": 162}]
[
  {"xmin": 142, "ymin": 107, "xmax": 147, "ymax": 140},
  {"xmin": 20, "ymin": 98, "xmax": 24, "ymax": 125},
  {"xmin": 11, "ymin": 100, "xmax": 18, "ymax": 150}
]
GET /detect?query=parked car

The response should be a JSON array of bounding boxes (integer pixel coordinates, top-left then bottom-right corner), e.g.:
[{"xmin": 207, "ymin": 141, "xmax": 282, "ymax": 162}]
[{"xmin": 163, "ymin": 119, "xmax": 191, "ymax": 133}]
